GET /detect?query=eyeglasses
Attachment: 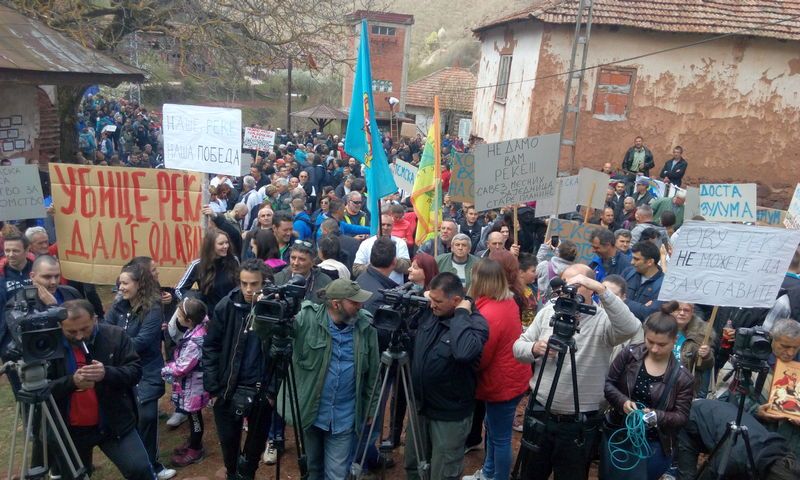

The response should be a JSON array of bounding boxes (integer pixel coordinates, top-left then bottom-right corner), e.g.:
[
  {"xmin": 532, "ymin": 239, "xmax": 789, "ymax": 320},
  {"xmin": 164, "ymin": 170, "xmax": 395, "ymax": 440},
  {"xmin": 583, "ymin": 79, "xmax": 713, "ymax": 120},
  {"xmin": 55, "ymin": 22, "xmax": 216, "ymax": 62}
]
[
  {"xmin": 350, "ymin": 200, "xmax": 363, "ymax": 205},
  {"xmin": 293, "ymin": 239, "xmax": 313, "ymax": 249}
]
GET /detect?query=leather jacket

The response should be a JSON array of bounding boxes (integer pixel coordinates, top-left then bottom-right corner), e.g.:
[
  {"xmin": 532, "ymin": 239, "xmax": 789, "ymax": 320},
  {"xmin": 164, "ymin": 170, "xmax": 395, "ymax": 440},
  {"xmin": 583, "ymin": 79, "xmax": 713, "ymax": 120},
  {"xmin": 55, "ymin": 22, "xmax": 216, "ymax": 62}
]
[{"xmin": 604, "ymin": 343, "xmax": 694, "ymax": 455}]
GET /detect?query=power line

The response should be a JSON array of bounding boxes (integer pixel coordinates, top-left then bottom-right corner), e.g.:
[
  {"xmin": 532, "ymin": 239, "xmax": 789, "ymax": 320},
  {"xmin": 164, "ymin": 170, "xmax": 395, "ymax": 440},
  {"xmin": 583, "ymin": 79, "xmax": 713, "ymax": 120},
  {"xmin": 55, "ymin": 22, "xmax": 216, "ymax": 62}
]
[{"xmin": 435, "ymin": 8, "xmax": 800, "ymax": 96}]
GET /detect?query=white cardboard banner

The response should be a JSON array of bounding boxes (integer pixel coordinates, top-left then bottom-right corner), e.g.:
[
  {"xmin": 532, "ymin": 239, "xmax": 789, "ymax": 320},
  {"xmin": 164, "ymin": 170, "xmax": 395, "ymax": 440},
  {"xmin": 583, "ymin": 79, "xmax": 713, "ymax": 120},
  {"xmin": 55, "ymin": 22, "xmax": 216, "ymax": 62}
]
[
  {"xmin": 242, "ymin": 127, "xmax": 275, "ymax": 152},
  {"xmin": 162, "ymin": 104, "xmax": 242, "ymax": 176},
  {"xmin": 473, "ymin": 133, "xmax": 559, "ymax": 212},
  {"xmin": 786, "ymin": 183, "xmax": 800, "ymax": 229},
  {"xmin": 699, "ymin": 183, "xmax": 757, "ymax": 222},
  {"xmin": 0, "ymin": 165, "xmax": 46, "ymax": 221},
  {"xmin": 392, "ymin": 159, "xmax": 418, "ymax": 198},
  {"xmin": 535, "ymin": 175, "xmax": 579, "ymax": 217},
  {"xmin": 577, "ymin": 168, "xmax": 610, "ymax": 209},
  {"xmin": 659, "ymin": 221, "xmax": 800, "ymax": 307}
]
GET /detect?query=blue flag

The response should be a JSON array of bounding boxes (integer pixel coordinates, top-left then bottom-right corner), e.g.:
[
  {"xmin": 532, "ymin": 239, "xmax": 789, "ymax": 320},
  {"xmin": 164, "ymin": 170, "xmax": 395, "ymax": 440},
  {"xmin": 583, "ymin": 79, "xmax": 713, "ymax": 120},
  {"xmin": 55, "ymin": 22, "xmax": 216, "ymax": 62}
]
[{"xmin": 344, "ymin": 19, "xmax": 398, "ymax": 235}]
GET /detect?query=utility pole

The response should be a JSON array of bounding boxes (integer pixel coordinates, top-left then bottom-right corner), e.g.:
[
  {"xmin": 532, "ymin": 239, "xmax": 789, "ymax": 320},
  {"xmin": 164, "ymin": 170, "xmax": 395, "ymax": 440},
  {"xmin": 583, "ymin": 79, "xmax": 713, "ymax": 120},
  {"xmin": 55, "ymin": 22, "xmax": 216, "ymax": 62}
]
[
  {"xmin": 558, "ymin": 0, "xmax": 594, "ymax": 172},
  {"xmin": 287, "ymin": 56, "xmax": 293, "ymax": 131}
]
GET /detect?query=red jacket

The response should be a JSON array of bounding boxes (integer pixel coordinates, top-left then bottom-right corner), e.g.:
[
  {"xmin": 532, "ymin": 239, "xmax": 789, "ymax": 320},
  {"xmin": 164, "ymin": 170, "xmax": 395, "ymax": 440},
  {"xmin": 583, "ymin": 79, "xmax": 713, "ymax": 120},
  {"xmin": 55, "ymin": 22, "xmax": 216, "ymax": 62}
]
[{"xmin": 475, "ymin": 296, "xmax": 531, "ymax": 402}]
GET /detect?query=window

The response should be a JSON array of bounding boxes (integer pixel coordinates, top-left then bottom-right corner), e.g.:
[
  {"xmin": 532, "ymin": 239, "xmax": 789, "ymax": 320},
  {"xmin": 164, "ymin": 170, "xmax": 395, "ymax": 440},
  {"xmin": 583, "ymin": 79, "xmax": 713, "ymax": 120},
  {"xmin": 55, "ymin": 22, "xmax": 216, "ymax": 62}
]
[
  {"xmin": 371, "ymin": 25, "xmax": 396, "ymax": 36},
  {"xmin": 495, "ymin": 55, "xmax": 512, "ymax": 102},
  {"xmin": 592, "ymin": 67, "xmax": 636, "ymax": 120},
  {"xmin": 371, "ymin": 80, "xmax": 393, "ymax": 92}
]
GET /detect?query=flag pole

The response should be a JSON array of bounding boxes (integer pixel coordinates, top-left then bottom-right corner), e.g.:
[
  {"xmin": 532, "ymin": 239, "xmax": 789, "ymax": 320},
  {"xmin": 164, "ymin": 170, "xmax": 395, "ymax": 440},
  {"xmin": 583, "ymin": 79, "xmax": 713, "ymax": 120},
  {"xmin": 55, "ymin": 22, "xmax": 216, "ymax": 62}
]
[{"xmin": 433, "ymin": 96, "xmax": 441, "ymax": 257}]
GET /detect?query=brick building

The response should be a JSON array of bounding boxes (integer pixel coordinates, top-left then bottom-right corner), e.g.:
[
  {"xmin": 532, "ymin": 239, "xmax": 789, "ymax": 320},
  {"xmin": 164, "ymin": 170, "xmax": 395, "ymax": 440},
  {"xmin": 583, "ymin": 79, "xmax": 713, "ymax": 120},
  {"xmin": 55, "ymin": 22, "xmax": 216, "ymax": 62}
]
[
  {"xmin": 472, "ymin": 0, "xmax": 800, "ymax": 206},
  {"xmin": 341, "ymin": 10, "xmax": 414, "ymax": 123}
]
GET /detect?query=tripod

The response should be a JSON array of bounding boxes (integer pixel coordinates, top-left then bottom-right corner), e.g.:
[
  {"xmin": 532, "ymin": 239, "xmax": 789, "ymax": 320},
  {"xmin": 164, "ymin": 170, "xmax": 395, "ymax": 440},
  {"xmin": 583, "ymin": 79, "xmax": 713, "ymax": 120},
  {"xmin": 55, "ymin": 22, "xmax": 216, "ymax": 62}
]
[
  {"xmin": 266, "ymin": 335, "xmax": 308, "ymax": 480},
  {"xmin": 510, "ymin": 332, "xmax": 583, "ymax": 480},
  {"xmin": 349, "ymin": 333, "xmax": 429, "ymax": 480},
  {"xmin": 2, "ymin": 361, "xmax": 88, "ymax": 480},
  {"xmin": 695, "ymin": 362, "xmax": 766, "ymax": 480}
]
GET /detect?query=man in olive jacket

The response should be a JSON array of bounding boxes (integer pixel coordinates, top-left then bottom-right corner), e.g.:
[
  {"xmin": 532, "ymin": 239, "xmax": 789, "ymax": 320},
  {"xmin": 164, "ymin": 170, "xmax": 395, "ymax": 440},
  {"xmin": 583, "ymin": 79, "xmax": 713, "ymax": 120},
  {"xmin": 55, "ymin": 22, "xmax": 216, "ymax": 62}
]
[{"xmin": 280, "ymin": 279, "xmax": 380, "ymax": 479}]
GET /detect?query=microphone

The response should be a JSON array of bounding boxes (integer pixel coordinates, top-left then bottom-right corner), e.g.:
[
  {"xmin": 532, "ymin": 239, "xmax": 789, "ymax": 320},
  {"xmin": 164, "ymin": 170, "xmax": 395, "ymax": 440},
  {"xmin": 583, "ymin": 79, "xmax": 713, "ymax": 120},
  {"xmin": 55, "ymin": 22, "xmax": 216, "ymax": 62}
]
[{"xmin": 549, "ymin": 277, "xmax": 566, "ymax": 293}]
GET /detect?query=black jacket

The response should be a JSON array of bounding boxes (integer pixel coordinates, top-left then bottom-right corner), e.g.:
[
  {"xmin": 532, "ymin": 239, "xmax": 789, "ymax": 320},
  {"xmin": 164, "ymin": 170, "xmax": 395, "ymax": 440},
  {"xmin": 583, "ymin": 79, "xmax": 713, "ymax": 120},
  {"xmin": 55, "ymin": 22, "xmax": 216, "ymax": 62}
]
[
  {"xmin": 355, "ymin": 266, "xmax": 399, "ymax": 316},
  {"xmin": 175, "ymin": 257, "xmax": 238, "ymax": 316},
  {"xmin": 103, "ymin": 300, "xmax": 165, "ymax": 402},
  {"xmin": 50, "ymin": 324, "xmax": 142, "ymax": 438},
  {"xmin": 658, "ymin": 157, "xmax": 687, "ymax": 187},
  {"xmin": 622, "ymin": 146, "xmax": 655, "ymax": 176},
  {"xmin": 203, "ymin": 288, "xmax": 270, "ymax": 400},
  {"xmin": 411, "ymin": 306, "xmax": 488, "ymax": 421}
]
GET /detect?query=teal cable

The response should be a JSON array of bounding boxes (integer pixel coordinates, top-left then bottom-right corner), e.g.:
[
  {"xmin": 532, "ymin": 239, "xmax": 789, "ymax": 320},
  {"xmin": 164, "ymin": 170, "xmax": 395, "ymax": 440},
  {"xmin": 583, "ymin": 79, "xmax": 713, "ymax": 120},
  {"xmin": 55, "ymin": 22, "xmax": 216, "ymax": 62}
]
[{"xmin": 607, "ymin": 404, "xmax": 655, "ymax": 471}]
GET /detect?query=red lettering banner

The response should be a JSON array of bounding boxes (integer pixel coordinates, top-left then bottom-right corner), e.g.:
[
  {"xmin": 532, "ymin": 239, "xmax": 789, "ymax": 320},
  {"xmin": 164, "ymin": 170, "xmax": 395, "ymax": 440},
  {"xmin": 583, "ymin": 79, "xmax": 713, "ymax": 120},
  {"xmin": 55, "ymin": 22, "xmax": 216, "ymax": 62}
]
[{"xmin": 49, "ymin": 164, "xmax": 204, "ymax": 285}]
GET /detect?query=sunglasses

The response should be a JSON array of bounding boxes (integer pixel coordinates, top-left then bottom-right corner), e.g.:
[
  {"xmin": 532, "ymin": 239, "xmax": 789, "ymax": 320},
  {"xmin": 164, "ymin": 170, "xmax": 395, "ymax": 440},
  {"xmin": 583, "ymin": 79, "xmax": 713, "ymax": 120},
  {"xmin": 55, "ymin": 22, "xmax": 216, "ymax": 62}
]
[
  {"xmin": 293, "ymin": 239, "xmax": 313, "ymax": 248},
  {"xmin": 350, "ymin": 200, "xmax": 363, "ymax": 205}
]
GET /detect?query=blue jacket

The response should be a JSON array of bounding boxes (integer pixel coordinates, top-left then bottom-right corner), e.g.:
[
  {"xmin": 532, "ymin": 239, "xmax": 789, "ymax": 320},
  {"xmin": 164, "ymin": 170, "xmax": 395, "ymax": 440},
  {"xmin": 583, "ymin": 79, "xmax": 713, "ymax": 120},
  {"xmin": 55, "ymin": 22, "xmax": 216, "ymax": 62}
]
[
  {"xmin": 293, "ymin": 211, "xmax": 314, "ymax": 241},
  {"xmin": 624, "ymin": 268, "xmax": 664, "ymax": 321},
  {"xmin": 590, "ymin": 250, "xmax": 633, "ymax": 282}
]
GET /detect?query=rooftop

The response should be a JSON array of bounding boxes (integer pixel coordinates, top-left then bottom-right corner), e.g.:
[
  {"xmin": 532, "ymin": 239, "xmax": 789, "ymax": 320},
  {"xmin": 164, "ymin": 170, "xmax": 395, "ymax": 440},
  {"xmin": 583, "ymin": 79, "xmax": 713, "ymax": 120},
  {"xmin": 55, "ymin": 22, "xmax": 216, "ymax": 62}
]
[
  {"xmin": 346, "ymin": 10, "xmax": 415, "ymax": 26},
  {"xmin": 0, "ymin": 5, "xmax": 145, "ymax": 85},
  {"xmin": 474, "ymin": 0, "xmax": 800, "ymax": 42},
  {"xmin": 405, "ymin": 67, "xmax": 477, "ymax": 112}
]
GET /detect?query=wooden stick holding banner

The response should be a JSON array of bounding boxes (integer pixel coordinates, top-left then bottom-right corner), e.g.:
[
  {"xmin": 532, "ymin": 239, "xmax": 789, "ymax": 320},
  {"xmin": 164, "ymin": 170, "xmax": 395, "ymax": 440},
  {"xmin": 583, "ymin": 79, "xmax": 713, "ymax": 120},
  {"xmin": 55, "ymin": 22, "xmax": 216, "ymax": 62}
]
[
  {"xmin": 201, "ymin": 175, "xmax": 210, "ymax": 231},
  {"xmin": 694, "ymin": 305, "xmax": 719, "ymax": 375},
  {"xmin": 433, "ymin": 95, "xmax": 441, "ymax": 258},
  {"xmin": 583, "ymin": 182, "xmax": 596, "ymax": 224}
]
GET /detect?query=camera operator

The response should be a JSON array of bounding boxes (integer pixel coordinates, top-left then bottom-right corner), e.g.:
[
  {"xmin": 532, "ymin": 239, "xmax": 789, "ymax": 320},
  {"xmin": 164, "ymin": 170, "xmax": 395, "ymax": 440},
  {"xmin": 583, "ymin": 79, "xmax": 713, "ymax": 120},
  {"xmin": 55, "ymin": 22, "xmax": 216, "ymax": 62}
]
[
  {"xmin": 405, "ymin": 272, "xmax": 489, "ymax": 480},
  {"xmin": 676, "ymin": 399, "xmax": 800, "ymax": 480},
  {"xmin": 273, "ymin": 239, "xmax": 332, "ymax": 303},
  {"xmin": 1, "ymin": 255, "xmax": 81, "ymax": 361},
  {"xmin": 50, "ymin": 299, "xmax": 155, "ymax": 480},
  {"xmin": 202, "ymin": 259, "xmax": 275, "ymax": 480},
  {"xmin": 512, "ymin": 264, "xmax": 641, "ymax": 479},
  {"xmin": 714, "ymin": 318, "xmax": 800, "ymax": 457},
  {"xmin": 279, "ymin": 278, "xmax": 380, "ymax": 478}
]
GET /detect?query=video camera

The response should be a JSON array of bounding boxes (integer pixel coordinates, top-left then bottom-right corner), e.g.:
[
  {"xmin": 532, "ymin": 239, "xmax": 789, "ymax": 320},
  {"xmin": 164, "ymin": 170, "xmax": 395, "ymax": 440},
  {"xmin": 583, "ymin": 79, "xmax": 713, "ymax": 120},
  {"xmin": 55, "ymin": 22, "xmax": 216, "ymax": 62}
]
[
  {"xmin": 548, "ymin": 279, "xmax": 597, "ymax": 341},
  {"xmin": 252, "ymin": 274, "xmax": 307, "ymax": 341},
  {"xmin": 6, "ymin": 286, "xmax": 67, "ymax": 364},
  {"xmin": 373, "ymin": 283, "xmax": 429, "ymax": 334},
  {"xmin": 732, "ymin": 326, "xmax": 771, "ymax": 368}
]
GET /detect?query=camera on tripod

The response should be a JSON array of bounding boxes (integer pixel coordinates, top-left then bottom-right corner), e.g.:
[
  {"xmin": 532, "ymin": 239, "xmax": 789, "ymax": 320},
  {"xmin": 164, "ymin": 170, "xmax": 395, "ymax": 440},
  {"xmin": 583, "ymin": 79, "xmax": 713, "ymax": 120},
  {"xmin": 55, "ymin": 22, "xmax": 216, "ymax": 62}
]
[
  {"xmin": 732, "ymin": 327, "xmax": 771, "ymax": 365},
  {"xmin": 6, "ymin": 286, "xmax": 67, "ymax": 364},
  {"xmin": 251, "ymin": 275, "xmax": 307, "ymax": 340},
  {"xmin": 549, "ymin": 280, "xmax": 596, "ymax": 340},
  {"xmin": 373, "ymin": 283, "xmax": 429, "ymax": 334}
]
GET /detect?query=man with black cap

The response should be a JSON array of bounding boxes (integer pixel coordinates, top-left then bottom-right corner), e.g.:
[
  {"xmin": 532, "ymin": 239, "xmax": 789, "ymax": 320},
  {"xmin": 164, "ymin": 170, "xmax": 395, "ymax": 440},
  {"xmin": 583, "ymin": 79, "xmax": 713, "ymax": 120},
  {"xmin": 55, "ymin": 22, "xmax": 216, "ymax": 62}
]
[{"xmin": 281, "ymin": 279, "xmax": 380, "ymax": 479}]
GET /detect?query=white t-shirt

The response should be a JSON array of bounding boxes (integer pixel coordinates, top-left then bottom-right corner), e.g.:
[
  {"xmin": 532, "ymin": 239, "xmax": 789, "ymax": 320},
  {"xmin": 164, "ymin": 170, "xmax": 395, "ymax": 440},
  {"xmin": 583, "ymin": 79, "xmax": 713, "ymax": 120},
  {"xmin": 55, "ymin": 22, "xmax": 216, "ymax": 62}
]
[{"xmin": 354, "ymin": 235, "xmax": 410, "ymax": 284}]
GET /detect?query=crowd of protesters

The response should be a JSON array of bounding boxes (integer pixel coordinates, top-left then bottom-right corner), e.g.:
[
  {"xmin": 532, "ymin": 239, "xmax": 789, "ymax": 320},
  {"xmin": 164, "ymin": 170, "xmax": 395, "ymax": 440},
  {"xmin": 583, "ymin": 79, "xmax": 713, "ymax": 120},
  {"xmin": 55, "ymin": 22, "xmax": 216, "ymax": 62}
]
[{"xmin": 1, "ymin": 94, "xmax": 800, "ymax": 480}]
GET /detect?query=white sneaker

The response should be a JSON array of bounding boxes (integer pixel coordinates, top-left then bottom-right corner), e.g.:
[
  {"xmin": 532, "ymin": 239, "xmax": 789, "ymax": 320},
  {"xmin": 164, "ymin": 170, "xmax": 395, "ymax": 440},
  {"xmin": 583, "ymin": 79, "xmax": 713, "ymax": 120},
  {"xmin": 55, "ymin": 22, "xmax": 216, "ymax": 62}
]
[
  {"xmin": 156, "ymin": 467, "xmax": 177, "ymax": 480},
  {"xmin": 262, "ymin": 442, "xmax": 278, "ymax": 465},
  {"xmin": 166, "ymin": 412, "xmax": 188, "ymax": 428},
  {"xmin": 462, "ymin": 469, "xmax": 493, "ymax": 480}
]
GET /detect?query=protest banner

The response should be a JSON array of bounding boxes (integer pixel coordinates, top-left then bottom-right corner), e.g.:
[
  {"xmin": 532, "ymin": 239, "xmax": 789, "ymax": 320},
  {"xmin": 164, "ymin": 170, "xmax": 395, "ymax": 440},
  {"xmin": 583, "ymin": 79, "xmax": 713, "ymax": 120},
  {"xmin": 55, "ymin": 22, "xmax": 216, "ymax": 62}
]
[
  {"xmin": 242, "ymin": 127, "xmax": 275, "ymax": 151},
  {"xmin": 473, "ymin": 133, "xmax": 559, "ymax": 212},
  {"xmin": 756, "ymin": 207, "xmax": 787, "ymax": 228},
  {"xmin": 0, "ymin": 164, "xmax": 45, "ymax": 221},
  {"xmin": 162, "ymin": 104, "xmax": 242, "ymax": 177},
  {"xmin": 658, "ymin": 221, "xmax": 800, "ymax": 307},
  {"xmin": 544, "ymin": 218, "xmax": 598, "ymax": 265},
  {"xmin": 535, "ymin": 175, "xmax": 579, "ymax": 218},
  {"xmin": 392, "ymin": 159, "xmax": 418, "ymax": 197},
  {"xmin": 577, "ymin": 168, "xmax": 610, "ymax": 210},
  {"xmin": 786, "ymin": 183, "xmax": 800, "ymax": 229},
  {"xmin": 683, "ymin": 186, "xmax": 701, "ymax": 219},
  {"xmin": 448, "ymin": 152, "xmax": 474, "ymax": 203},
  {"xmin": 400, "ymin": 122, "xmax": 418, "ymax": 138},
  {"xmin": 49, "ymin": 164, "xmax": 204, "ymax": 286},
  {"xmin": 698, "ymin": 183, "xmax": 757, "ymax": 222}
]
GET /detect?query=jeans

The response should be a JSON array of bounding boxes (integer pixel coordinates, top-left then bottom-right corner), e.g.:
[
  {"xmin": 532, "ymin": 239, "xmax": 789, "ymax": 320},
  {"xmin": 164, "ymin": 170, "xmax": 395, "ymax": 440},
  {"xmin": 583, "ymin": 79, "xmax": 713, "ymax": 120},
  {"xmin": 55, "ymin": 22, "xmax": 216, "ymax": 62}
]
[
  {"xmin": 304, "ymin": 425, "xmax": 354, "ymax": 480},
  {"xmin": 212, "ymin": 397, "xmax": 272, "ymax": 479},
  {"xmin": 62, "ymin": 426, "xmax": 155, "ymax": 480},
  {"xmin": 520, "ymin": 407, "xmax": 602, "ymax": 480},
  {"xmin": 482, "ymin": 395, "xmax": 523, "ymax": 480},
  {"xmin": 404, "ymin": 414, "xmax": 472, "ymax": 480},
  {"xmin": 269, "ymin": 410, "xmax": 285, "ymax": 444},
  {"xmin": 600, "ymin": 430, "xmax": 671, "ymax": 480}
]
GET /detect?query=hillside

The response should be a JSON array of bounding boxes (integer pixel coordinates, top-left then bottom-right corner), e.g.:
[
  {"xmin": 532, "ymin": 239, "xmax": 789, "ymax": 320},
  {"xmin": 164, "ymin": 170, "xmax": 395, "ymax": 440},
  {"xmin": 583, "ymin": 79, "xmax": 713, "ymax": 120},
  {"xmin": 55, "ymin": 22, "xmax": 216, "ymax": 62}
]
[{"xmin": 389, "ymin": 0, "xmax": 531, "ymax": 79}]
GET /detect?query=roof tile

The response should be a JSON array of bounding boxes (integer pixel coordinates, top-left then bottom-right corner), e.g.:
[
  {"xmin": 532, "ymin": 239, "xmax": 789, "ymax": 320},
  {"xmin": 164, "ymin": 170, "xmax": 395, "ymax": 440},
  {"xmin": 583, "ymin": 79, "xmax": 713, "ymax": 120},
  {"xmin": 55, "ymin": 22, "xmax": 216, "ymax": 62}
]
[{"xmin": 406, "ymin": 67, "xmax": 477, "ymax": 111}]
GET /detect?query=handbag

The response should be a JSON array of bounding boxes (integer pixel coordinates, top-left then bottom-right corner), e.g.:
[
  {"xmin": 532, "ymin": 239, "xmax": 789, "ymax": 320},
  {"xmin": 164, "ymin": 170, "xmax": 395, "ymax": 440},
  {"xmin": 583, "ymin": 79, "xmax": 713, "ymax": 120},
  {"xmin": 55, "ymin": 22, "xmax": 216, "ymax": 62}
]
[{"xmin": 230, "ymin": 384, "xmax": 260, "ymax": 419}]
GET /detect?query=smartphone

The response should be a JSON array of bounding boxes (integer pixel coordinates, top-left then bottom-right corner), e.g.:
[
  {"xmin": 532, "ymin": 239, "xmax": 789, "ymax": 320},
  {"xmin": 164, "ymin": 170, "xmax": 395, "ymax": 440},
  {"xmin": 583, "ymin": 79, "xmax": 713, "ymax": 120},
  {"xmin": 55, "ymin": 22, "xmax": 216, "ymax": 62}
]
[{"xmin": 551, "ymin": 235, "xmax": 560, "ymax": 248}]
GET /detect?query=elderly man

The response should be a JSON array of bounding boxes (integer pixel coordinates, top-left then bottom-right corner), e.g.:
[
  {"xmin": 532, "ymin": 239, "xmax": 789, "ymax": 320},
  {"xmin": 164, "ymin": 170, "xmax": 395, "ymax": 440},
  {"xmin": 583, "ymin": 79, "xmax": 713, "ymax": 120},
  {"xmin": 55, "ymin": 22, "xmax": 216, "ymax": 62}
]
[
  {"xmin": 419, "ymin": 220, "xmax": 458, "ymax": 256},
  {"xmin": 344, "ymin": 191, "xmax": 371, "ymax": 228},
  {"xmin": 630, "ymin": 204, "xmax": 668, "ymax": 246},
  {"xmin": 478, "ymin": 231, "xmax": 508, "ymax": 258},
  {"xmin": 513, "ymin": 265, "xmax": 640, "ymax": 479},
  {"xmin": 239, "ymin": 175, "xmax": 264, "ymax": 230},
  {"xmin": 274, "ymin": 240, "xmax": 332, "ymax": 303},
  {"xmin": 436, "ymin": 233, "xmax": 478, "ymax": 289},
  {"xmin": 632, "ymin": 177, "xmax": 654, "ymax": 207},
  {"xmin": 24, "ymin": 226, "xmax": 51, "ymax": 256},
  {"xmin": 352, "ymin": 212, "xmax": 410, "ymax": 283},
  {"xmin": 651, "ymin": 190, "xmax": 686, "ymax": 229}
]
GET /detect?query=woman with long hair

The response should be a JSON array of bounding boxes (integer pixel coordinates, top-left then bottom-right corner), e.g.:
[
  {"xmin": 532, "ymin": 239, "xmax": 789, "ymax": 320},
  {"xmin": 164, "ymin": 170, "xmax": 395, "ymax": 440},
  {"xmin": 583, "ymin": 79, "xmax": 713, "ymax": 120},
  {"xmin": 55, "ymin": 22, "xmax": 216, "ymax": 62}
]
[
  {"xmin": 175, "ymin": 229, "xmax": 238, "ymax": 317},
  {"xmin": 105, "ymin": 263, "xmax": 175, "ymax": 479},
  {"xmin": 250, "ymin": 228, "xmax": 287, "ymax": 273},
  {"xmin": 407, "ymin": 252, "xmax": 439, "ymax": 291},
  {"xmin": 463, "ymin": 259, "xmax": 531, "ymax": 480},
  {"xmin": 602, "ymin": 302, "xmax": 694, "ymax": 480}
]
